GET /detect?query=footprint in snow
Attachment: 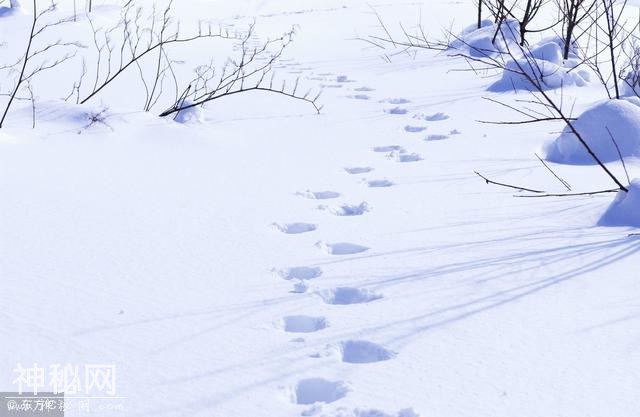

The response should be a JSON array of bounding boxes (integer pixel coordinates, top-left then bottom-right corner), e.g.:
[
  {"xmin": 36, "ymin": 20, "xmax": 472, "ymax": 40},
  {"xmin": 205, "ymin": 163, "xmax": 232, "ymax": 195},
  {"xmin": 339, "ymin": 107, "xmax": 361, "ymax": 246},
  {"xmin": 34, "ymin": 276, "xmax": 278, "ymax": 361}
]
[
  {"xmin": 385, "ymin": 107, "xmax": 408, "ymax": 115},
  {"xmin": 272, "ymin": 222, "xmax": 317, "ymax": 234},
  {"xmin": 293, "ymin": 378, "xmax": 349, "ymax": 405},
  {"xmin": 321, "ymin": 84, "xmax": 344, "ymax": 89},
  {"xmin": 404, "ymin": 125, "xmax": 427, "ymax": 133},
  {"xmin": 319, "ymin": 202, "xmax": 370, "ymax": 216},
  {"xmin": 316, "ymin": 241, "xmax": 369, "ymax": 255},
  {"xmin": 347, "ymin": 94, "xmax": 371, "ymax": 100},
  {"xmin": 340, "ymin": 340, "xmax": 396, "ymax": 363},
  {"xmin": 374, "ymin": 145, "xmax": 405, "ymax": 153},
  {"xmin": 336, "ymin": 75, "xmax": 354, "ymax": 83},
  {"xmin": 380, "ymin": 98, "xmax": 411, "ymax": 104},
  {"xmin": 366, "ymin": 179, "xmax": 394, "ymax": 188},
  {"xmin": 449, "ymin": 129, "xmax": 462, "ymax": 135},
  {"xmin": 344, "ymin": 166, "xmax": 374, "ymax": 174},
  {"xmin": 283, "ymin": 315, "xmax": 328, "ymax": 333},
  {"xmin": 354, "ymin": 86, "xmax": 375, "ymax": 92},
  {"xmin": 414, "ymin": 112, "xmax": 450, "ymax": 121},
  {"xmin": 322, "ymin": 407, "xmax": 420, "ymax": 417},
  {"xmin": 297, "ymin": 190, "xmax": 341, "ymax": 200},
  {"xmin": 320, "ymin": 287, "xmax": 382, "ymax": 305},
  {"xmin": 426, "ymin": 134, "xmax": 449, "ymax": 141},
  {"xmin": 388, "ymin": 151, "xmax": 423, "ymax": 163},
  {"xmin": 274, "ymin": 266, "xmax": 323, "ymax": 280}
]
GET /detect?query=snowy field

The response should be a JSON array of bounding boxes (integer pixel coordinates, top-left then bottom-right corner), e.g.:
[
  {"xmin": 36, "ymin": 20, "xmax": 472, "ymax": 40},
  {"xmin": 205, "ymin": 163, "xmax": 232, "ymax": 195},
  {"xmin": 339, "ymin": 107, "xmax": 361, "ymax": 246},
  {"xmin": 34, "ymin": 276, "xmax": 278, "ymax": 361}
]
[{"xmin": 1, "ymin": 1, "xmax": 640, "ymax": 416}]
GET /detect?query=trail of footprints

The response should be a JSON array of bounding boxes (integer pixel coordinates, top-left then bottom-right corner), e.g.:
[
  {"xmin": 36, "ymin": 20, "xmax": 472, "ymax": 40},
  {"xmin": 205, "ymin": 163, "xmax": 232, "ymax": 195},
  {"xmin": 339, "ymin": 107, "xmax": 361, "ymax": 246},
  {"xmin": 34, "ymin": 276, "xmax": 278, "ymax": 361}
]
[{"xmin": 270, "ymin": 74, "xmax": 451, "ymax": 415}]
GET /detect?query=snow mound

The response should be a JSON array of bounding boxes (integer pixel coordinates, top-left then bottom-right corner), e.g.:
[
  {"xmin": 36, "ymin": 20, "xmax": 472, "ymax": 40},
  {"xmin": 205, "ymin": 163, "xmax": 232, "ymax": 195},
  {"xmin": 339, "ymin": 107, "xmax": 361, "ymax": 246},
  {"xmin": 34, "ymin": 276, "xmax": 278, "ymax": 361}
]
[
  {"xmin": 544, "ymin": 100, "xmax": 640, "ymax": 164},
  {"xmin": 173, "ymin": 101, "xmax": 204, "ymax": 124},
  {"xmin": 0, "ymin": 0, "xmax": 24, "ymax": 17},
  {"xmin": 450, "ymin": 19, "xmax": 519, "ymax": 57},
  {"xmin": 489, "ymin": 41, "xmax": 589, "ymax": 92},
  {"xmin": 598, "ymin": 180, "xmax": 640, "ymax": 228}
]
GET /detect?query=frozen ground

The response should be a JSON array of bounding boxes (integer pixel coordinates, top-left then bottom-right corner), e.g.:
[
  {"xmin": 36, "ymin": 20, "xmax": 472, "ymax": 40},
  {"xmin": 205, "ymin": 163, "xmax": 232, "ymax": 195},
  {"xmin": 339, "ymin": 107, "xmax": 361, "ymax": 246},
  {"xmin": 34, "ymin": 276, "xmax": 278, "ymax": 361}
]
[{"xmin": 1, "ymin": 1, "xmax": 639, "ymax": 416}]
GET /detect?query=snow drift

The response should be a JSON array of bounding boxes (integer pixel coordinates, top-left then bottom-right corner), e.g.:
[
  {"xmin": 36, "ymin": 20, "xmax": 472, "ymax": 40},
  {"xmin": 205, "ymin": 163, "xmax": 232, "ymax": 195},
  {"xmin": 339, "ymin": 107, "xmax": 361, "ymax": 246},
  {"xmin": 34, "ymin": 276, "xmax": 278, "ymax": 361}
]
[
  {"xmin": 544, "ymin": 99, "xmax": 640, "ymax": 164},
  {"xmin": 449, "ymin": 19, "xmax": 519, "ymax": 58},
  {"xmin": 489, "ymin": 40, "xmax": 590, "ymax": 92},
  {"xmin": 598, "ymin": 180, "xmax": 640, "ymax": 228}
]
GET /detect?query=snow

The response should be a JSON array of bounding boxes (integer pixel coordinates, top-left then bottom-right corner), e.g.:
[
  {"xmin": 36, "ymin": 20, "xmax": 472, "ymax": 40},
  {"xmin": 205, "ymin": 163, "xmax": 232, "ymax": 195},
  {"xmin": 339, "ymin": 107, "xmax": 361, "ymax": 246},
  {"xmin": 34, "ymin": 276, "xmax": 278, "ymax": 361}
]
[
  {"xmin": 544, "ymin": 99, "xmax": 640, "ymax": 164},
  {"xmin": 489, "ymin": 40, "xmax": 590, "ymax": 92},
  {"xmin": 598, "ymin": 180, "xmax": 640, "ymax": 227},
  {"xmin": 1, "ymin": 1, "xmax": 640, "ymax": 417}
]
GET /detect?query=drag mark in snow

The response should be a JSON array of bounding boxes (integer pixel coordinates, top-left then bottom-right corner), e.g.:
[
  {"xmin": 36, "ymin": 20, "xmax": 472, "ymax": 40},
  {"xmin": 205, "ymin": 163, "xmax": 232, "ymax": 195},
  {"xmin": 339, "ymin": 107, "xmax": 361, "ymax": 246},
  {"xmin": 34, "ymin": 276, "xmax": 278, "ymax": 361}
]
[
  {"xmin": 345, "ymin": 166, "xmax": 374, "ymax": 174},
  {"xmin": 316, "ymin": 241, "xmax": 370, "ymax": 255},
  {"xmin": 293, "ymin": 378, "xmax": 349, "ymax": 405},
  {"xmin": 320, "ymin": 287, "xmax": 382, "ymax": 305},
  {"xmin": 283, "ymin": 315, "xmax": 328, "ymax": 333},
  {"xmin": 319, "ymin": 202, "xmax": 370, "ymax": 216},
  {"xmin": 274, "ymin": 266, "xmax": 323, "ymax": 280},
  {"xmin": 273, "ymin": 222, "xmax": 317, "ymax": 234},
  {"xmin": 340, "ymin": 340, "xmax": 396, "ymax": 363}
]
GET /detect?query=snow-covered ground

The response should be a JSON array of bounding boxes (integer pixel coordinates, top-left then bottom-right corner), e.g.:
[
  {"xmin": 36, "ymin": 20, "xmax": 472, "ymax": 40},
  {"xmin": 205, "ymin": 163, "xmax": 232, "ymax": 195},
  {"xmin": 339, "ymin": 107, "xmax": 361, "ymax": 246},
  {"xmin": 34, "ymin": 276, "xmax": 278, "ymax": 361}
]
[{"xmin": 1, "ymin": 1, "xmax": 639, "ymax": 416}]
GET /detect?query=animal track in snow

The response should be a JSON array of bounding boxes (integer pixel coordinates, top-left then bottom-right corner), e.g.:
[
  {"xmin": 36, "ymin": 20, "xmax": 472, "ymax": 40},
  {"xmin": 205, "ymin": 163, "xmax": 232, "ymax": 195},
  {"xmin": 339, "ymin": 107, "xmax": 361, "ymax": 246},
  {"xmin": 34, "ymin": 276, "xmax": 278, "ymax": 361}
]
[
  {"xmin": 374, "ymin": 145, "xmax": 405, "ymax": 153},
  {"xmin": 345, "ymin": 166, "xmax": 374, "ymax": 174},
  {"xmin": 291, "ymin": 280, "xmax": 309, "ymax": 294},
  {"xmin": 293, "ymin": 378, "xmax": 349, "ymax": 405},
  {"xmin": 320, "ymin": 287, "xmax": 382, "ymax": 305},
  {"xmin": 283, "ymin": 315, "xmax": 328, "ymax": 333},
  {"xmin": 385, "ymin": 107, "xmax": 408, "ymax": 115},
  {"xmin": 297, "ymin": 190, "xmax": 341, "ymax": 200},
  {"xmin": 366, "ymin": 179, "xmax": 394, "ymax": 188},
  {"xmin": 323, "ymin": 407, "xmax": 420, "ymax": 417},
  {"xmin": 273, "ymin": 222, "xmax": 317, "ymax": 234},
  {"xmin": 426, "ymin": 134, "xmax": 449, "ymax": 141},
  {"xmin": 316, "ymin": 241, "xmax": 370, "ymax": 255},
  {"xmin": 388, "ymin": 151, "xmax": 423, "ymax": 163},
  {"xmin": 354, "ymin": 86, "xmax": 375, "ymax": 92},
  {"xmin": 348, "ymin": 94, "xmax": 371, "ymax": 100},
  {"xmin": 380, "ymin": 98, "xmax": 411, "ymax": 104},
  {"xmin": 320, "ymin": 202, "xmax": 370, "ymax": 216},
  {"xmin": 404, "ymin": 125, "xmax": 427, "ymax": 133},
  {"xmin": 449, "ymin": 129, "xmax": 462, "ymax": 135},
  {"xmin": 274, "ymin": 266, "xmax": 323, "ymax": 280},
  {"xmin": 340, "ymin": 340, "xmax": 396, "ymax": 363},
  {"xmin": 336, "ymin": 75, "xmax": 354, "ymax": 83},
  {"xmin": 415, "ymin": 112, "xmax": 449, "ymax": 121}
]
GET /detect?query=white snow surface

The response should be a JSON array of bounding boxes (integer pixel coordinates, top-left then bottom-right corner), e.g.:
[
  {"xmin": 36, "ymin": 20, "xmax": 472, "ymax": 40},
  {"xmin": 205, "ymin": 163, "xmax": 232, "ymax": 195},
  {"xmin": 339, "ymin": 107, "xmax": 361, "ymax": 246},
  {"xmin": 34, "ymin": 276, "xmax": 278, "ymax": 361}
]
[{"xmin": 1, "ymin": 1, "xmax": 640, "ymax": 417}]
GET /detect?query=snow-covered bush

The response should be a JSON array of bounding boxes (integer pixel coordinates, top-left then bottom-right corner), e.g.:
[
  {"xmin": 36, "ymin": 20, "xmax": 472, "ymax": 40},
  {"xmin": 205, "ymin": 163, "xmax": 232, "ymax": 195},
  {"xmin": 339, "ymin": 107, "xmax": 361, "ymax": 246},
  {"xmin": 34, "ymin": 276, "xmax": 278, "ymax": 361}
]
[
  {"xmin": 544, "ymin": 99, "xmax": 640, "ymax": 164},
  {"xmin": 173, "ymin": 101, "xmax": 204, "ymax": 124},
  {"xmin": 598, "ymin": 180, "xmax": 640, "ymax": 227},
  {"xmin": 489, "ymin": 40, "xmax": 590, "ymax": 92},
  {"xmin": 449, "ymin": 19, "xmax": 520, "ymax": 58}
]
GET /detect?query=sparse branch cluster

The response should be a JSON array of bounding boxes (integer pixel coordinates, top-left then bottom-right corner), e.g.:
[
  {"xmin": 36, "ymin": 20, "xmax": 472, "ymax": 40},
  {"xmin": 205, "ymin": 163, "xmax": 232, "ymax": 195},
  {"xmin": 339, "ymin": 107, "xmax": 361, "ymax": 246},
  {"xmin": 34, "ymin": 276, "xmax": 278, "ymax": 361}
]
[{"xmin": 0, "ymin": 0, "xmax": 321, "ymax": 128}]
